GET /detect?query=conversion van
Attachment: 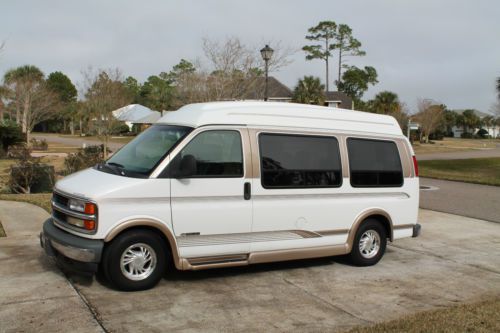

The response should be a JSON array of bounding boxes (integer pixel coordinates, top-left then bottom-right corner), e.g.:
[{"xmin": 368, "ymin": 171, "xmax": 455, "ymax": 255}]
[{"xmin": 40, "ymin": 102, "xmax": 421, "ymax": 291}]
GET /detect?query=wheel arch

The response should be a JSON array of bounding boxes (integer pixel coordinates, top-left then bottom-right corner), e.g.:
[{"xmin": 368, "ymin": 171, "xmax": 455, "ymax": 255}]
[
  {"xmin": 347, "ymin": 209, "xmax": 393, "ymax": 252},
  {"xmin": 104, "ymin": 219, "xmax": 182, "ymax": 270}
]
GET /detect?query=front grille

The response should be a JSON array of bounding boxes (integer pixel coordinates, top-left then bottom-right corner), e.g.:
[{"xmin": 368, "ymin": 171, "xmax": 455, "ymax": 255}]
[
  {"xmin": 52, "ymin": 192, "xmax": 69, "ymax": 206},
  {"xmin": 51, "ymin": 191, "xmax": 97, "ymax": 234}
]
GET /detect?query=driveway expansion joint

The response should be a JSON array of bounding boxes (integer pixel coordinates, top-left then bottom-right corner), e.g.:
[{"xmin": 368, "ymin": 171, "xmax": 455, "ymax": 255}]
[
  {"xmin": 65, "ymin": 275, "xmax": 109, "ymax": 333},
  {"xmin": 282, "ymin": 277, "xmax": 373, "ymax": 324}
]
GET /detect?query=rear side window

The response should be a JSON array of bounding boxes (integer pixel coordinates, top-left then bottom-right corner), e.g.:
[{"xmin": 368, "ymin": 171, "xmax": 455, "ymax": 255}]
[
  {"xmin": 347, "ymin": 138, "xmax": 403, "ymax": 187},
  {"xmin": 179, "ymin": 130, "xmax": 243, "ymax": 177},
  {"xmin": 259, "ymin": 133, "xmax": 342, "ymax": 188}
]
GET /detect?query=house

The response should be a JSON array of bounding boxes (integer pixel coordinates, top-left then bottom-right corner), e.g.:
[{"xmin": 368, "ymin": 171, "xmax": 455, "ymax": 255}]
[
  {"xmin": 112, "ymin": 104, "xmax": 162, "ymax": 130},
  {"xmin": 451, "ymin": 109, "xmax": 499, "ymax": 138},
  {"xmin": 240, "ymin": 76, "xmax": 354, "ymax": 110},
  {"xmin": 324, "ymin": 91, "xmax": 353, "ymax": 110},
  {"xmin": 240, "ymin": 76, "xmax": 293, "ymax": 103}
]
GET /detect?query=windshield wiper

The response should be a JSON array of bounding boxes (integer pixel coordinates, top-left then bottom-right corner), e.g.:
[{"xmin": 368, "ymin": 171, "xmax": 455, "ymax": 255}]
[{"xmin": 107, "ymin": 162, "xmax": 125, "ymax": 169}]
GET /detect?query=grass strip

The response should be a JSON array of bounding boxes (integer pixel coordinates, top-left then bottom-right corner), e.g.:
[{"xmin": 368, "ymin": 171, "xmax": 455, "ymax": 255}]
[{"xmin": 419, "ymin": 157, "xmax": 500, "ymax": 186}]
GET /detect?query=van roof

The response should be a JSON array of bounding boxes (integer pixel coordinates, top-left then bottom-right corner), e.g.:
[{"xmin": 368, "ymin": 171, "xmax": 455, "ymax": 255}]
[{"xmin": 157, "ymin": 101, "xmax": 403, "ymax": 136}]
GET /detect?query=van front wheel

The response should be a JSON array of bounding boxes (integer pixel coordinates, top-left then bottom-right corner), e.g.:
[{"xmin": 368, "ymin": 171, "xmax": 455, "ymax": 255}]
[
  {"xmin": 102, "ymin": 230, "xmax": 168, "ymax": 291},
  {"xmin": 347, "ymin": 219, "xmax": 387, "ymax": 266}
]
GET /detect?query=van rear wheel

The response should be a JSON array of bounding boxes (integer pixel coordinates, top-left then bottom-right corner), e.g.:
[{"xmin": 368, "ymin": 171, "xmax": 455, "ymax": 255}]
[
  {"xmin": 347, "ymin": 219, "xmax": 387, "ymax": 266},
  {"xmin": 102, "ymin": 229, "xmax": 168, "ymax": 291}
]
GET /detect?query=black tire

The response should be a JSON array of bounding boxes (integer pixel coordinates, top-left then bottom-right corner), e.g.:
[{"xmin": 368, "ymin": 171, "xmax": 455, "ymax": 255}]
[
  {"xmin": 347, "ymin": 218, "xmax": 387, "ymax": 266},
  {"xmin": 101, "ymin": 229, "xmax": 168, "ymax": 291}
]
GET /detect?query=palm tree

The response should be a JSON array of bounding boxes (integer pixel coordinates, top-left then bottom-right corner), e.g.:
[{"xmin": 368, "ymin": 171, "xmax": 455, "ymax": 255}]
[
  {"xmin": 4, "ymin": 65, "xmax": 44, "ymax": 130},
  {"xmin": 292, "ymin": 76, "xmax": 325, "ymax": 105},
  {"xmin": 370, "ymin": 91, "xmax": 399, "ymax": 114}
]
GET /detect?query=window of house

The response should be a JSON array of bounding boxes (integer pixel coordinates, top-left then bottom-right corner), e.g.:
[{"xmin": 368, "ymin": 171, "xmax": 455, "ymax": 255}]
[
  {"xmin": 259, "ymin": 133, "xmax": 342, "ymax": 188},
  {"xmin": 176, "ymin": 130, "xmax": 243, "ymax": 177},
  {"xmin": 347, "ymin": 138, "xmax": 403, "ymax": 187}
]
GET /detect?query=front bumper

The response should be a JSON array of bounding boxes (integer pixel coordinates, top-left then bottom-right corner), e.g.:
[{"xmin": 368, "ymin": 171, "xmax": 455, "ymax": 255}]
[
  {"xmin": 412, "ymin": 223, "xmax": 422, "ymax": 237},
  {"xmin": 40, "ymin": 218, "xmax": 104, "ymax": 273}
]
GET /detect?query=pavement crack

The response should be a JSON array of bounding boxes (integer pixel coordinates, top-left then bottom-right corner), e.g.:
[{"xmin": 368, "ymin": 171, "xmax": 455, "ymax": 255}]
[
  {"xmin": 65, "ymin": 275, "xmax": 109, "ymax": 333},
  {"xmin": 282, "ymin": 277, "xmax": 373, "ymax": 324}
]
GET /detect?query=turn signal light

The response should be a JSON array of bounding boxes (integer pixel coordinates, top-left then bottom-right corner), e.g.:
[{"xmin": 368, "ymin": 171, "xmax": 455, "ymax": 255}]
[
  {"xmin": 84, "ymin": 220, "xmax": 96, "ymax": 231},
  {"xmin": 84, "ymin": 203, "xmax": 96, "ymax": 215}
]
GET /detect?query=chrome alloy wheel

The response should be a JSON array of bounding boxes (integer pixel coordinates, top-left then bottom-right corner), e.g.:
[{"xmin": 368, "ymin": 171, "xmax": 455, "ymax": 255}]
[
  {"xmin": 120, "ymin": 243, "xmax": 157, "ymax": 281},
  {"xmin": 358, "ymin": 230, "xmax": 381, "ymax": 259}
]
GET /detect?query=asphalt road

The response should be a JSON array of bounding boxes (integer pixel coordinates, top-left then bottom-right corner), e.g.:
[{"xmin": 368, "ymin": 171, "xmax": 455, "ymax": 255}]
[
  {"xmin": 420, "ymin": 177, "xmax": 500, "ymax": 223},
  {"xmin": 32, "ymin": 134, "xmax": 124, "ymax": 151},
  {"xmin": 2, "ymin": 201, "xmax": 500, "ymax": 332}
]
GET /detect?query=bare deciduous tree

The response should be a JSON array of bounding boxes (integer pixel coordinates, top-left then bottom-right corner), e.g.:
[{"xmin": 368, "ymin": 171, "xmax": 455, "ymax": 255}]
[
  {"xmin": 82, "ymin": 68, "xmax": 131, "ymax": 158},
  {"xmin": 178, "ymin": 37, "xmax": 295, "ymax": 103},
  {"xmin": 415, "ymin": 99, "xmax": 445, "ymax": 143}
]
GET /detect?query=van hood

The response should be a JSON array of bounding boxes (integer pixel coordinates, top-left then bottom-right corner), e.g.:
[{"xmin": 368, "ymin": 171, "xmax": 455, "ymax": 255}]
[{"xmin": 55, "ymin": 167, "xmax": 146, "ymax": 200}]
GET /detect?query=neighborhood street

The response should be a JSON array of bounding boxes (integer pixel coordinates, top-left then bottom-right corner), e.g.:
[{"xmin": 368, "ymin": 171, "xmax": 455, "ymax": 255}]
[
  {"xmin": 32, "ymin": 134, "xmax": 124, "ymax": 152},
  {"xmin": 1, "ymin": 201, "xmax": 500, "ymax": 332},
  {"xmin": 419, "ymin": 178, "xmax": 500, "ymax": 223}
]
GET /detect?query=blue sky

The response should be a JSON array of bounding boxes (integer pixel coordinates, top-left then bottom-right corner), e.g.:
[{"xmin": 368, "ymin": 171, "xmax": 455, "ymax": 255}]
[{"xmin": 1, "ymin": 0, "xmax": 499, "ymax": 113}]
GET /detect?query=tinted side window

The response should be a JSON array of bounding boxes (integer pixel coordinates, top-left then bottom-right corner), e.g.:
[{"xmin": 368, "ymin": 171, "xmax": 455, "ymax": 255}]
[
  {"xmin": 178, "ymin": 130, "xmax": 243, "ymax": 177},
  {"xmin": 259, "ymin": 134, "xmax": 342, "ymax": 188},
  {"xmin": 347, "ymin": 138, "xmax": 403, "ymax": 187}
]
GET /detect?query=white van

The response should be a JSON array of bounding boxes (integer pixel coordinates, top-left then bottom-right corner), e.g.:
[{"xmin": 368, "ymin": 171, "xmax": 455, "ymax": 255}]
[{"xmin": 40, "ymin": 102, "xmax": 421, "ymax": 291}]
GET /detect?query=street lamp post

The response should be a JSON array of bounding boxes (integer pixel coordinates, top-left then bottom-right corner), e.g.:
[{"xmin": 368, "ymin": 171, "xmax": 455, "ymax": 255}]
[{"xmin": 260, "ymin": 44, "xmax": 274, "ymax": 101}]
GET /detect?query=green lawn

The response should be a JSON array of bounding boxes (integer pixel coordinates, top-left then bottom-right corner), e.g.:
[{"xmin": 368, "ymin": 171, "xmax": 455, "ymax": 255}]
[
  {"xmin": 0, "ymin": 193, "xmax": 52, "ymax": 212},
  {"xmin": 419, "ymin": 157, "xmax": 500, "ymax": 186},
  {"xmin": 347, "ymin": 297, "xmax": 500, "ymax": 333}
]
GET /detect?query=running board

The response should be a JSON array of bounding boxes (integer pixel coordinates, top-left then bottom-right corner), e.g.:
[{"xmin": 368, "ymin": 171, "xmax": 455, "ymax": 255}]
[{"xmin": 180, "ymin": 244, "xmax": 348, "ymax": 271}]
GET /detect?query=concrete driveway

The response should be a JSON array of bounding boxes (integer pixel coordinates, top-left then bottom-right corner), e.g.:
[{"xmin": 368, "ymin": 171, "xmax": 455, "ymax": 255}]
[{"xmin": 1, "ymin": 201, "xmax": 500, "ymax": 332}]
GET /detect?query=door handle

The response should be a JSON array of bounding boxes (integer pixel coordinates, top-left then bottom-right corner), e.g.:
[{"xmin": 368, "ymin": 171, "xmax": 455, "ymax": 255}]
[{"xmin": 244, "ymin": 182, "xmax": 251, "ymax": 200}]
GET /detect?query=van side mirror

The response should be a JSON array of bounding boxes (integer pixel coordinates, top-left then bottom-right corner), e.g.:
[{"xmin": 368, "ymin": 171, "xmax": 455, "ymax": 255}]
[{"xmin": 171, "ymin": 154, "xmax": 197, "ymax": 178}]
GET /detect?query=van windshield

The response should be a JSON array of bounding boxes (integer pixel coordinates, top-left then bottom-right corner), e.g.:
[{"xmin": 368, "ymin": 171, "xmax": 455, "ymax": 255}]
[{"xmin": 97, "ymin": 125, "xmax": 192, "ymax": 178}]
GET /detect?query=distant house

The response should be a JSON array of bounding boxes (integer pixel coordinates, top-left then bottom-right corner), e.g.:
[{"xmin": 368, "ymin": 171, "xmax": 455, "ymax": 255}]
[
  {"xmin": 112, "ymin": 104, "xmax": 162, "ymax": 130},
  {"xmin": 239, "ymin": 76, "xmax": 354, "ymax": 110},
  {"xmin": 241, "ymin": 76, "xmax": 293, "ymax": 103},
  {"xmin": 324, "ymin": 91, "xmax": 353, "ymax": 110},
  {"xmin": 451, "ymin": 109, "xmax": 499, "ymax": 138}
]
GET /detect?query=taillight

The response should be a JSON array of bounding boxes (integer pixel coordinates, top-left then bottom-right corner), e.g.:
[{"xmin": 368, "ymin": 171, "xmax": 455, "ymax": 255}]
[{"xmin": 412, "ymin": 156, "xmax": 419, "ymax": 177}]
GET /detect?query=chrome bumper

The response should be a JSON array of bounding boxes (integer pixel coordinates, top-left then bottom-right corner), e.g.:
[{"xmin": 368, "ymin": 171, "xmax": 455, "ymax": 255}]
[{"xmin": 40, "ymin": 218, "xmax": 104, "ymax": 268}]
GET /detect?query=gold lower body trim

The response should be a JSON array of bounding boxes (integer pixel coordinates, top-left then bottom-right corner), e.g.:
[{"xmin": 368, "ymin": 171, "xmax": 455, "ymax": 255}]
[{"xmin": 181, "ymin": 244, "xmax": 349, "ymax": 271}]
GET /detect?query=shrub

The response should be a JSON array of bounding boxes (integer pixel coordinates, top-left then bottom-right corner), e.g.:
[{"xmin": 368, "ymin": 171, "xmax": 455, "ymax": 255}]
[
  {"xmin": 64, "ymin": 144, "xmax": 108, "ymax": 174},
  {"xmin": 461, "ymin": 132, "xmax": 474, "ymax": 139},
  {"xmin": 476, "ymin": 128, "xmax": 490, "ymax": 139},
  {"xmin": 429, "ymin": 131, "xmax": 444, "ymax": 141},
  {"xmin": 0, "ymin": 120, "xmax": 24, "ymax": 157},
  {"xmin": 30, "ymin": 138, "xmax": 48, "ymax": 150},
  {"xmin": 111, "ymin": 123, "xmax": 130, "ymax": 135},
  {"xmin": 9, "ymin": 147, "xmax": 55, "ymax": 194}
]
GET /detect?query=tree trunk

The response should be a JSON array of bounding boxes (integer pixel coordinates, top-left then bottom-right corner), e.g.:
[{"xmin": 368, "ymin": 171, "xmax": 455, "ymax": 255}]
[
  {"xmin": 325, "ymin": 38, "xmax": 329, "ymax": 93},
  {"xmin": 70, "ymin": 119, "xmax": 75, "ymax": 135},
  {"xmin": 103, "ymin": 135, "xmax": 108, "ymax": 160},
  {"xmin": 22, "ymin": 94, "xmax": 29, "ymax": 135},
  {"xmin": 338, "ymin": 48, "xmax": 342, "ymax": 89}
]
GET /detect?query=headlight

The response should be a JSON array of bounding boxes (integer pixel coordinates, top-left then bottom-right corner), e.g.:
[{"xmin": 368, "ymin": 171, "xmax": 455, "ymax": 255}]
[
  {"xmin": 68, "ymin": 199, "xmax": 96, "ymax": 215},
  {"xmin": 68, "ymin": 198, "xmax": 86, "ymax": 212}
]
